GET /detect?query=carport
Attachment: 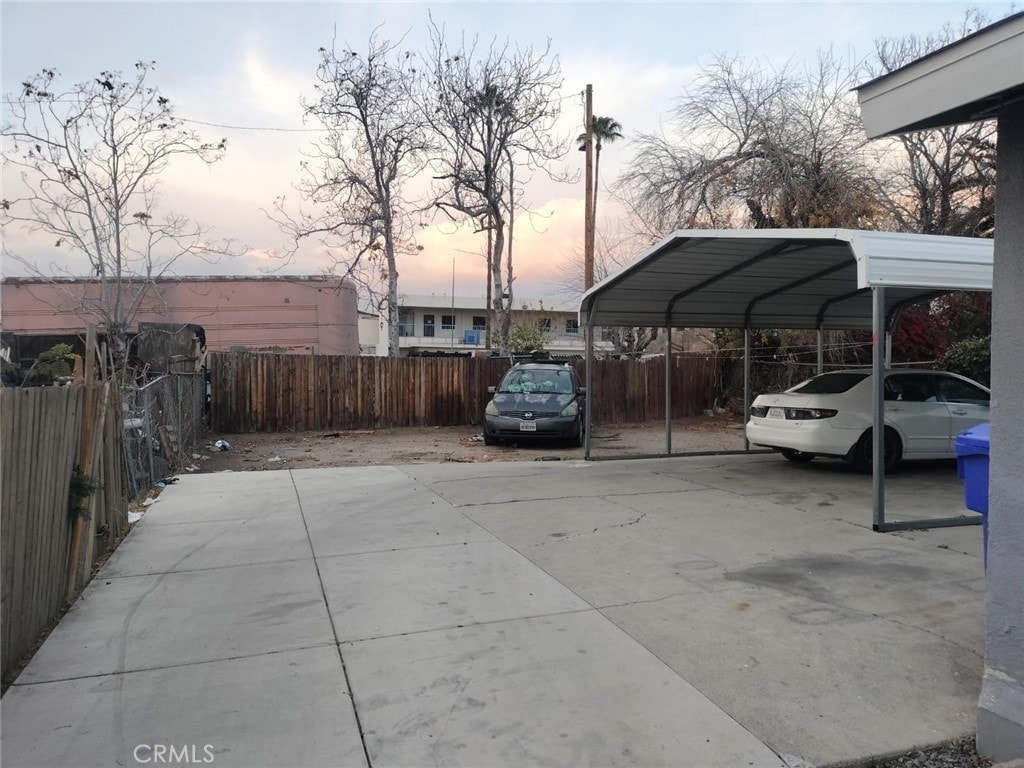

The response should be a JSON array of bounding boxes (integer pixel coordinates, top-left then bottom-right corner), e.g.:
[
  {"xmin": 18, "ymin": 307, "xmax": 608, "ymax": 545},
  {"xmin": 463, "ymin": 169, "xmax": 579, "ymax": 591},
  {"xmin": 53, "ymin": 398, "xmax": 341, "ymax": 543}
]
[{"xmin": 578, "ymin": 228, "xmax": 993, "ymax": 531}]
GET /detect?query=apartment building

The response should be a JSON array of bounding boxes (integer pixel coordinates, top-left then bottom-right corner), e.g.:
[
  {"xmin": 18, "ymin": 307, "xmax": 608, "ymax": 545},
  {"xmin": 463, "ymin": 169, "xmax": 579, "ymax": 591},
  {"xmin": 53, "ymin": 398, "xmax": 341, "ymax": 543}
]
[{"xmin": 361, "ymin": 294, "xmax": 612, "ymax": 356}]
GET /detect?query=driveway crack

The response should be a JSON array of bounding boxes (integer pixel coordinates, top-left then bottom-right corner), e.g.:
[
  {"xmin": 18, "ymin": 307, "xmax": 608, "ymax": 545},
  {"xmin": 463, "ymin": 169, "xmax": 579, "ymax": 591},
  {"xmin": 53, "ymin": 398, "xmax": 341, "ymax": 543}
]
[{"xmin": 289, "ymin": 471, "xmax": 374, "ymax": 768}]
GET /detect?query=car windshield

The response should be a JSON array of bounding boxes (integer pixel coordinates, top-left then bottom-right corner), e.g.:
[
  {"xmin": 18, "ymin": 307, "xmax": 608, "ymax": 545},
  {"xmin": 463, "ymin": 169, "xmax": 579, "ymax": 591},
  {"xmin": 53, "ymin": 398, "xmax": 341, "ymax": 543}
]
[
  {"xmin": 787, "ymin": 372, "xmax": 868, "ymax": 394},
  {"xmin": 499, "ymin": 368, "xmax": 574, "ymax": 394}
]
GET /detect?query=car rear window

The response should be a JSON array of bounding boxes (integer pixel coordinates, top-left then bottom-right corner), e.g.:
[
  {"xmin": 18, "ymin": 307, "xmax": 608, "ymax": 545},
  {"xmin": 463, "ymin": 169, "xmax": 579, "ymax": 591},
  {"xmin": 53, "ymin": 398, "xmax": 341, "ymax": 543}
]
[{"xmin": 788, "ymin": 372, "xmax": 868, "ymax": 394}]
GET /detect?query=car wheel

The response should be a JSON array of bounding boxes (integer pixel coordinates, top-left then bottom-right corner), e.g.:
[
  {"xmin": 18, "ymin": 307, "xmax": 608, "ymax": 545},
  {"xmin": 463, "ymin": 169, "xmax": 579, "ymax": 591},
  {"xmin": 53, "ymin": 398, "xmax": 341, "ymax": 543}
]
[
  {"xmin": 483, "ymin": 433, "xmax": 498, "ymax": 446},
  {"xmin": 851, "ymin": 427, "xmax": 902, "ymax": 473},
  {"xmin": 780, "ymin": 449, "xmax": 814, "ymax": 463},
  {"xmin": 570, "ymin": 422, "xmax": 583, "ymax": 448}
]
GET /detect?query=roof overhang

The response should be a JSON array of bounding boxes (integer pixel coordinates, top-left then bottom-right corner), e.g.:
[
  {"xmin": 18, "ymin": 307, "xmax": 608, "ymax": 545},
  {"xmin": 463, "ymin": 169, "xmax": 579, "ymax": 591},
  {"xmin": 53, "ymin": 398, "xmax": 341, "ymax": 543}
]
[
  {"xmin": 856, "ymin": 12, "xmax": 1024, "ymax": 138},
  {"xmin": 578, "ymin": 229, "xmax": 993, "ymax": 330}
]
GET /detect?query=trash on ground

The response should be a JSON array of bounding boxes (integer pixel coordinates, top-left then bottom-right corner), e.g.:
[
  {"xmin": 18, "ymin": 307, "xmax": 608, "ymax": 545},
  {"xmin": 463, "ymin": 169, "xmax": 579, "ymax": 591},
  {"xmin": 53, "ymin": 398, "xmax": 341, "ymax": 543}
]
[
  {"xmin": 266, "ymin": 456, "xmax": 282, "ymax": 463},
  {"xmin": 142, "ymin": 497, "xmax": 156, "ymax": 507},
  {"xmin": 128, "ymin": 511, "xmax": 143, "ymax": 524},
  {"xmin": 213, "ymin": 439, "xmax": 232, "ymax": 451},
  {"xmin": 470, "ymin": 434, "xmax": 484, "ymax": 442},
  {"xmin": 184, "ymin": 464, "xmax": 199, "ymax": 472}
]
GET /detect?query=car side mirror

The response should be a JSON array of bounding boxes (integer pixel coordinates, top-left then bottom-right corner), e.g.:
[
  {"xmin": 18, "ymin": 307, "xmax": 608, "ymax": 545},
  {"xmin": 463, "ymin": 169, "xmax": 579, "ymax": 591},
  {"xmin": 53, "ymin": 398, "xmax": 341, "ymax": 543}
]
[
  {"xmin": 577, "ymin": 386, "xmax": 587, "ymax": 395},
  {"xmin": 487, "ymin": 386, "xmax": 496, "ymax": 394}
]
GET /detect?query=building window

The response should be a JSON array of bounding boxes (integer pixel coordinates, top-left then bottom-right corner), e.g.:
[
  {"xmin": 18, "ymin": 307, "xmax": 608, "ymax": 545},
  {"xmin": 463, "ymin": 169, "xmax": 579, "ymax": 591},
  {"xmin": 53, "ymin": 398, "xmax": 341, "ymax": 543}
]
[
  {"xmin": 398, "ymin": 309, "xmax": 415, "ymax": 337},
  {"xmin": 472, "ymin": 316, "xmax": 487, "ymax": 331},
  {"xmin": 537, "ymin": 317, "xmax": 552, "ymax": 331},
  {"xmin": 565, "ymin": 319, "xmax": 579, "ymax": 335},
  {"xmin": 441, "ymin": 315, "xmax": 455, "ymax": 330},
  {"xmin": 423, "ymin": 314, "xmax": 435, "ymax": 338},
  {"xmin": 601, "ymin": 327, "xmax": 614, "ymax": 342}
]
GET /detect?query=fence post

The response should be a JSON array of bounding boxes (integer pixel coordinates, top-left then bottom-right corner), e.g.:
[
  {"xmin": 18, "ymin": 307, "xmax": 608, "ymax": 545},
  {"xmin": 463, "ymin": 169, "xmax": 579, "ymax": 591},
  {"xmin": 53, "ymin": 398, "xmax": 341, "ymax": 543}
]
[
  {"xmin": 65, "ymin": 327, "xmax": 95, "ymax": 601},
  {"xmin": 144, "ymin": 386, "xmax": 155, "ymax": 486}
]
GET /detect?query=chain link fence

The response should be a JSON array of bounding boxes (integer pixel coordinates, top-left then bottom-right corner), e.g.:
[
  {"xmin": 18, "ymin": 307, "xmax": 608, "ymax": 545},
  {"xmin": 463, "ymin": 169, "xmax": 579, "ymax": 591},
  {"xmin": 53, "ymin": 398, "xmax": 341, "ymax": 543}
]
[{"xmin": 122, "ymin": 373, "xmax": 207, "ymax": 497}]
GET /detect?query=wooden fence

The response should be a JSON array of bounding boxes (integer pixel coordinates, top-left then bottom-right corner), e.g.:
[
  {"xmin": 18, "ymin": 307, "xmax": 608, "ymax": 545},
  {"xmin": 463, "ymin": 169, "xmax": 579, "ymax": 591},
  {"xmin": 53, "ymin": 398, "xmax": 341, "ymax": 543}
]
[
  {"xmin": 1, "ymin": 383, "xmax": 129, "ymax": 682},
  {"xmin": 209, "ymin": 351, "xmax": 721, "ymax": 433}
]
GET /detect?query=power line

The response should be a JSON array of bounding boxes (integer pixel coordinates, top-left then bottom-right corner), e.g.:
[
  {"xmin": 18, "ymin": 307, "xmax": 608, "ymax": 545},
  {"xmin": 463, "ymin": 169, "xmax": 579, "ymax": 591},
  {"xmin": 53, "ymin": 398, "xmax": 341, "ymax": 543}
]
[{"xmin": 178, "ymin": 117, "xmax": 324, "ymax": 133}]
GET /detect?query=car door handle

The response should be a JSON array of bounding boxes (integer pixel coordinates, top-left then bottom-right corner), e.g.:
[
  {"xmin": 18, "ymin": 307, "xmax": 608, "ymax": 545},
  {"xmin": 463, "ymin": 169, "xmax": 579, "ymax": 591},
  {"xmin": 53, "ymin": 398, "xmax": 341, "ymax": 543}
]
[{"xmin": 951, "ymin": 408, "xmax": 968, "ymax": 415}]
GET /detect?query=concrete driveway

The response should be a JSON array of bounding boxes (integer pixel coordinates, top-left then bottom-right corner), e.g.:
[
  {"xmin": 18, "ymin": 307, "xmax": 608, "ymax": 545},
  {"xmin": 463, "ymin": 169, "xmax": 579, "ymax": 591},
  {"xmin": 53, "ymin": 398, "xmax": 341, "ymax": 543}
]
[{"xmin": 1, "ymin": 454, "xmax": 985, "ymax": 767}]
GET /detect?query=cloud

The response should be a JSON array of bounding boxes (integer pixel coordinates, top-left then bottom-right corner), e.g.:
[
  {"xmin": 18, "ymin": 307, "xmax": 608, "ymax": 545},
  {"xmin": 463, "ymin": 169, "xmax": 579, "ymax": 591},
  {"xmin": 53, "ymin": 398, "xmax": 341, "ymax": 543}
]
[{"xmin": 241, "ymin": 48, "xmax": 310, "ymax": 119}]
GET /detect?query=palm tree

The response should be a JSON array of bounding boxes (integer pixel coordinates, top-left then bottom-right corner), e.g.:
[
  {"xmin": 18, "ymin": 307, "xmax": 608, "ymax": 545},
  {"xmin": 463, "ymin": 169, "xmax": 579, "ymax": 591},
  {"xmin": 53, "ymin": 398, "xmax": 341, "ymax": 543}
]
[{"xmin": 577, "ymin": 115, "xmax": 624, "ymax": 238}]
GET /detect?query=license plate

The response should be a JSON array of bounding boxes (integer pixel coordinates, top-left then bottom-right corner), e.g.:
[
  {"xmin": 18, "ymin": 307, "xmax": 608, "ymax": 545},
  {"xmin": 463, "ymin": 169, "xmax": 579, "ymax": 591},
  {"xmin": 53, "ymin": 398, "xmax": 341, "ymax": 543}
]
[
  {"xmin": 768, "ymin": 407, "xmax": 785, "ymax": 419},
  {"xmin": 519, "ymin": 421, "xmax": 537, "ymax": 432}
]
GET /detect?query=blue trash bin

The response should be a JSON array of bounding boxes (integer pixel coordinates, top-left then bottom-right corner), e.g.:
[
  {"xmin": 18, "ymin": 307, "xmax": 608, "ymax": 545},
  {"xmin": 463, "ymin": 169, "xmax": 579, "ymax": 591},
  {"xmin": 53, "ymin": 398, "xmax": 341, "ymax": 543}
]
[{"xmin": 955, "ymin": 422, "xmax": 990, "ymax": 566}]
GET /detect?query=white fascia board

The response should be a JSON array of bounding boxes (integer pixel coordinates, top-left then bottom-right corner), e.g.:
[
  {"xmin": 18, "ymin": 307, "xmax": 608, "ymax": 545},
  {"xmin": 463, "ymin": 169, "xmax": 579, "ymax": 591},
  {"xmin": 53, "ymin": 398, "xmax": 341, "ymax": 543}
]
[
  {"xmin": 857, "ymin": 16, "xmax": 1024, "ymax": 138},
  {"xmin": 853, "ymin": 231, "xmax": 993, "ymax": 291}
]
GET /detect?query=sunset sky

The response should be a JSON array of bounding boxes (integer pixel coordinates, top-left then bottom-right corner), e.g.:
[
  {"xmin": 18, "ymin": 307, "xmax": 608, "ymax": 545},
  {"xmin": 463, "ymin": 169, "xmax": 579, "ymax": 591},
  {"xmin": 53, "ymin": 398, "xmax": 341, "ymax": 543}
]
[{"xmin": 2, "ymin": 1, "xmax": 1014, "ymax": 305}]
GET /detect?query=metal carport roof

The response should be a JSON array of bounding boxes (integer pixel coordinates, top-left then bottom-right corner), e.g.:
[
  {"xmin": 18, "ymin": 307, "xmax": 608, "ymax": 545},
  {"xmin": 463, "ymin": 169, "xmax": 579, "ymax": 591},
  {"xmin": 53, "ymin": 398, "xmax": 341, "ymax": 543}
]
[
  {"xmin": 576, "ymin": 228, "xmax": 993, "ymax": 533},
  {"xmin": 578, "ymin": 229, "xmax": 993, "ymax": 330}
]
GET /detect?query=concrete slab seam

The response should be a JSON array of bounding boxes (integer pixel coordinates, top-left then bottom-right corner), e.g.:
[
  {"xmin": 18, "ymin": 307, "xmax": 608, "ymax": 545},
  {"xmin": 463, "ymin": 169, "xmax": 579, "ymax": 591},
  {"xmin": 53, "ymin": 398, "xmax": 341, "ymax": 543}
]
[
  {"xmin": 101, "ymin": 555, "xmax": 315, "ymax": 580},
  {"xmin": 338, "ymin": 606, "xmax": 595, "ymax": 646},
  {"xmin": 589, "ymin": 601, "xmax": 793, "ymax": 766},
  {"xmin": 449, "ymin": 502, "xmax": 784, "ymax": 763},
  {"xmin": 6, "ymin": 642, "xmax": 339, "ymax": 688},
  {"xmin": 133, "ymin": 510, "xmax": 303, "ymax": 528},
  {"xmin": 313, "ymin": 539, "xmax": 493, "ymax": 562},
  {"xmin": 446, "ymin": 485, "xmax": 712, "ymax": 509},
  {"xmin": 288, "ymin": 470, "xmax": 373, "ymax": 768}
]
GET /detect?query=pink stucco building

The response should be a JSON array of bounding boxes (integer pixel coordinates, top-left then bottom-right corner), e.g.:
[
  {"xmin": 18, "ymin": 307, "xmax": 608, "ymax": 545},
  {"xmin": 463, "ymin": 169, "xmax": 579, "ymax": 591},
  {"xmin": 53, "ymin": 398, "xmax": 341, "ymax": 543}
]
[{"xmin": 0, "ymin": 276, "xmax": 360, "ymax": 357}]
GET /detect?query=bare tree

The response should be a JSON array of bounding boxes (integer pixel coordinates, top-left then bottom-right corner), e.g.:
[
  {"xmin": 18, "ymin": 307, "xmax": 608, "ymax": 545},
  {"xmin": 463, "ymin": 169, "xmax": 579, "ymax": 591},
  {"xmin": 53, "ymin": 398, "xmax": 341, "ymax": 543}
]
[
  {"xmin": 272, "ymin": 34, "xmax": 428, "ymax": 357},
  {"xmin": 1, "ymin": 63, "xmax": 232, "ymax": 372},
  {"xmin": 617, "ymin": 50, "xmax": 882, "ymax": 235},
  {"xmin": 870, "ymin": 9, "xmax": 996, "ymax": 237},
  {"xmin": 419, "ymin": 23, "xmax": 567, "ymax": 354},
  {"xmin": 554, "ymin": 221, "xmax": 658, "ymax": 357}
]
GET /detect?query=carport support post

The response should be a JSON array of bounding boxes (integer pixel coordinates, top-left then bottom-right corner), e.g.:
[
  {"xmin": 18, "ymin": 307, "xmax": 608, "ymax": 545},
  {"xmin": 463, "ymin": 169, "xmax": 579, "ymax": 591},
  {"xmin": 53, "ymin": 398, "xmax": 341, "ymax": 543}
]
[
  {"xmin": 872, "ymin": 286, "xmax": 886, "ymax": 530},
  {"xmin": 664, "ymin": 324, "xmax": 672, "ymax": 455},
  {"xmin": 585, "ymin": 309, "xmax": 594, "ymax": 459},
  {"xmin": 743, "ymin": 327, "xmax": 751, "ymax": 450},
  {"xmin": 816, "ymin": 328, "xmax": 824, "ymax": 375}
]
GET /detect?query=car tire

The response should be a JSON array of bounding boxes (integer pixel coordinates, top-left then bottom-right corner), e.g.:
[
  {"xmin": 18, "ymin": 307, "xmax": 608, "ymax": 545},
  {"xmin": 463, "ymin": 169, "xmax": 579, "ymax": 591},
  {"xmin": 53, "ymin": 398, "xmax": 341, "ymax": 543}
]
[
  {"xmin": 483, "ymin": 433, "xmax": 498, "ymax": 446},
  {"xmin": 851, "ymin": 427, "xmax": 902, "ymax": 473},
  {"xmin": 780, "ymin": 449, "xmax": 814, "ymax": 463},
  {"xmin": 570, "ymin": 423, "xmax": 583, "ymax": 448}
]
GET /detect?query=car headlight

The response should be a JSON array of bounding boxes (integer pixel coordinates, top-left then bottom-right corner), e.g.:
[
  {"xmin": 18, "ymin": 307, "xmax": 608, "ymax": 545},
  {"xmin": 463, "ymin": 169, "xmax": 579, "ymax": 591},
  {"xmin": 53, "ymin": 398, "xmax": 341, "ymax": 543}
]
[
  {"xmin": 485, "ymin": 400, "xmax": 499, "ymax": 416},
  {"xmin": 560, "ymin": 400, "xmax": 579, "ymax": 417}
]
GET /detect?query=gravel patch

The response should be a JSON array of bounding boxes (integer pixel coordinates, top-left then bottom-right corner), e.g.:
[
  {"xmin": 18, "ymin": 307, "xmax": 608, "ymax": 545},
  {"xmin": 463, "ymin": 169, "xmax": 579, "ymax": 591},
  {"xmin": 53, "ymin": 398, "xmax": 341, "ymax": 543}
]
[{"xmin": 868, "ymin": 736, "xmax": 992, "ymax": 768}]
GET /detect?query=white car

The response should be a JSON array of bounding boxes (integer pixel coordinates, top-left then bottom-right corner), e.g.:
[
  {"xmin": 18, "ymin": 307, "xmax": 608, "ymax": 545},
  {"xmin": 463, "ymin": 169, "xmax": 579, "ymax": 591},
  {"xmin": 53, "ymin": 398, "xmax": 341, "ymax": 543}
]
[{"xmin": 745, "ymin": 369, "xmax": 990, "ymax": 471}]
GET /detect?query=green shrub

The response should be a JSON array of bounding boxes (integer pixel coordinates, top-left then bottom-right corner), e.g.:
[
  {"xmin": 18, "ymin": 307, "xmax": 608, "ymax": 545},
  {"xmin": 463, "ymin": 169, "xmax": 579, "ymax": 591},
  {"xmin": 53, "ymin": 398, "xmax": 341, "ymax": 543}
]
[{"xmin": 941, "ymin": 335, "xmax": 990, "ymax": 386}]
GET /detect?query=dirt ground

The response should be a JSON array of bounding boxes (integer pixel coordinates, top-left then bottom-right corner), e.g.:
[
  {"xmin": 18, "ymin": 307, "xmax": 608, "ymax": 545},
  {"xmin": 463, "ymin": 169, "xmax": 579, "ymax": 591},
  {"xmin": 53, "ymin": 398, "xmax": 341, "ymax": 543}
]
[{"xmin": 192, "ymin": 415, "xmax": 747, "ymax": 473}]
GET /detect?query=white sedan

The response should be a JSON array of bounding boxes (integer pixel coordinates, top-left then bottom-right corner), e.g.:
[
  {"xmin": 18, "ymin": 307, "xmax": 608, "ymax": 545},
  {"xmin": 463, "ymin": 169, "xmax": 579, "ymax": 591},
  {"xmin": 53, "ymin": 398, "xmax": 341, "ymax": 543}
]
[{"xmin": 745, "ymin": 369, "xmax": 989, "ymax": 471}]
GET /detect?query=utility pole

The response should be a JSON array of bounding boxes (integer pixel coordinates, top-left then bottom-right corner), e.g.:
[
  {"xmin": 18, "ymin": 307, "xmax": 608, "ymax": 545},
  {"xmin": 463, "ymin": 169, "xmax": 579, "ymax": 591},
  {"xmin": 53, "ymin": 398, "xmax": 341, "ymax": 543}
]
[
  {"xmin": 583, "ymin": 84, "xmax": 594, "ymax": 291},
  {"xmin": 485, "ymin": 216, "xmax": 493, "ymax": 350}
]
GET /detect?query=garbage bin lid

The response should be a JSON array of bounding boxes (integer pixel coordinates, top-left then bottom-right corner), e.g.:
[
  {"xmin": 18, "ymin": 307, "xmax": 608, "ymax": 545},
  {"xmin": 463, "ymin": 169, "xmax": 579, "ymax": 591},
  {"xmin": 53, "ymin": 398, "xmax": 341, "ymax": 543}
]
[{"xmin": 955, "ymin": 422, "xmax": 990, "ymax": 456}]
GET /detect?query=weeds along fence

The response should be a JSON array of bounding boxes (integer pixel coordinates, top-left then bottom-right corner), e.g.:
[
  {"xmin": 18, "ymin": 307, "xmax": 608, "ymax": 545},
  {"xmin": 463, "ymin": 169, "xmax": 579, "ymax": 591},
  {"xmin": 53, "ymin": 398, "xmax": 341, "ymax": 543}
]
[
  {"xmin": 122, "ymin": 373, "xmax": 207, "ymax": 496},
  {"xmin": 209, "ymin": 351, "xmax": 720, "ymax": 433},
  {"xmin": 1, "ymin": 383, "xmax": 129, "ymax": 682}
]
